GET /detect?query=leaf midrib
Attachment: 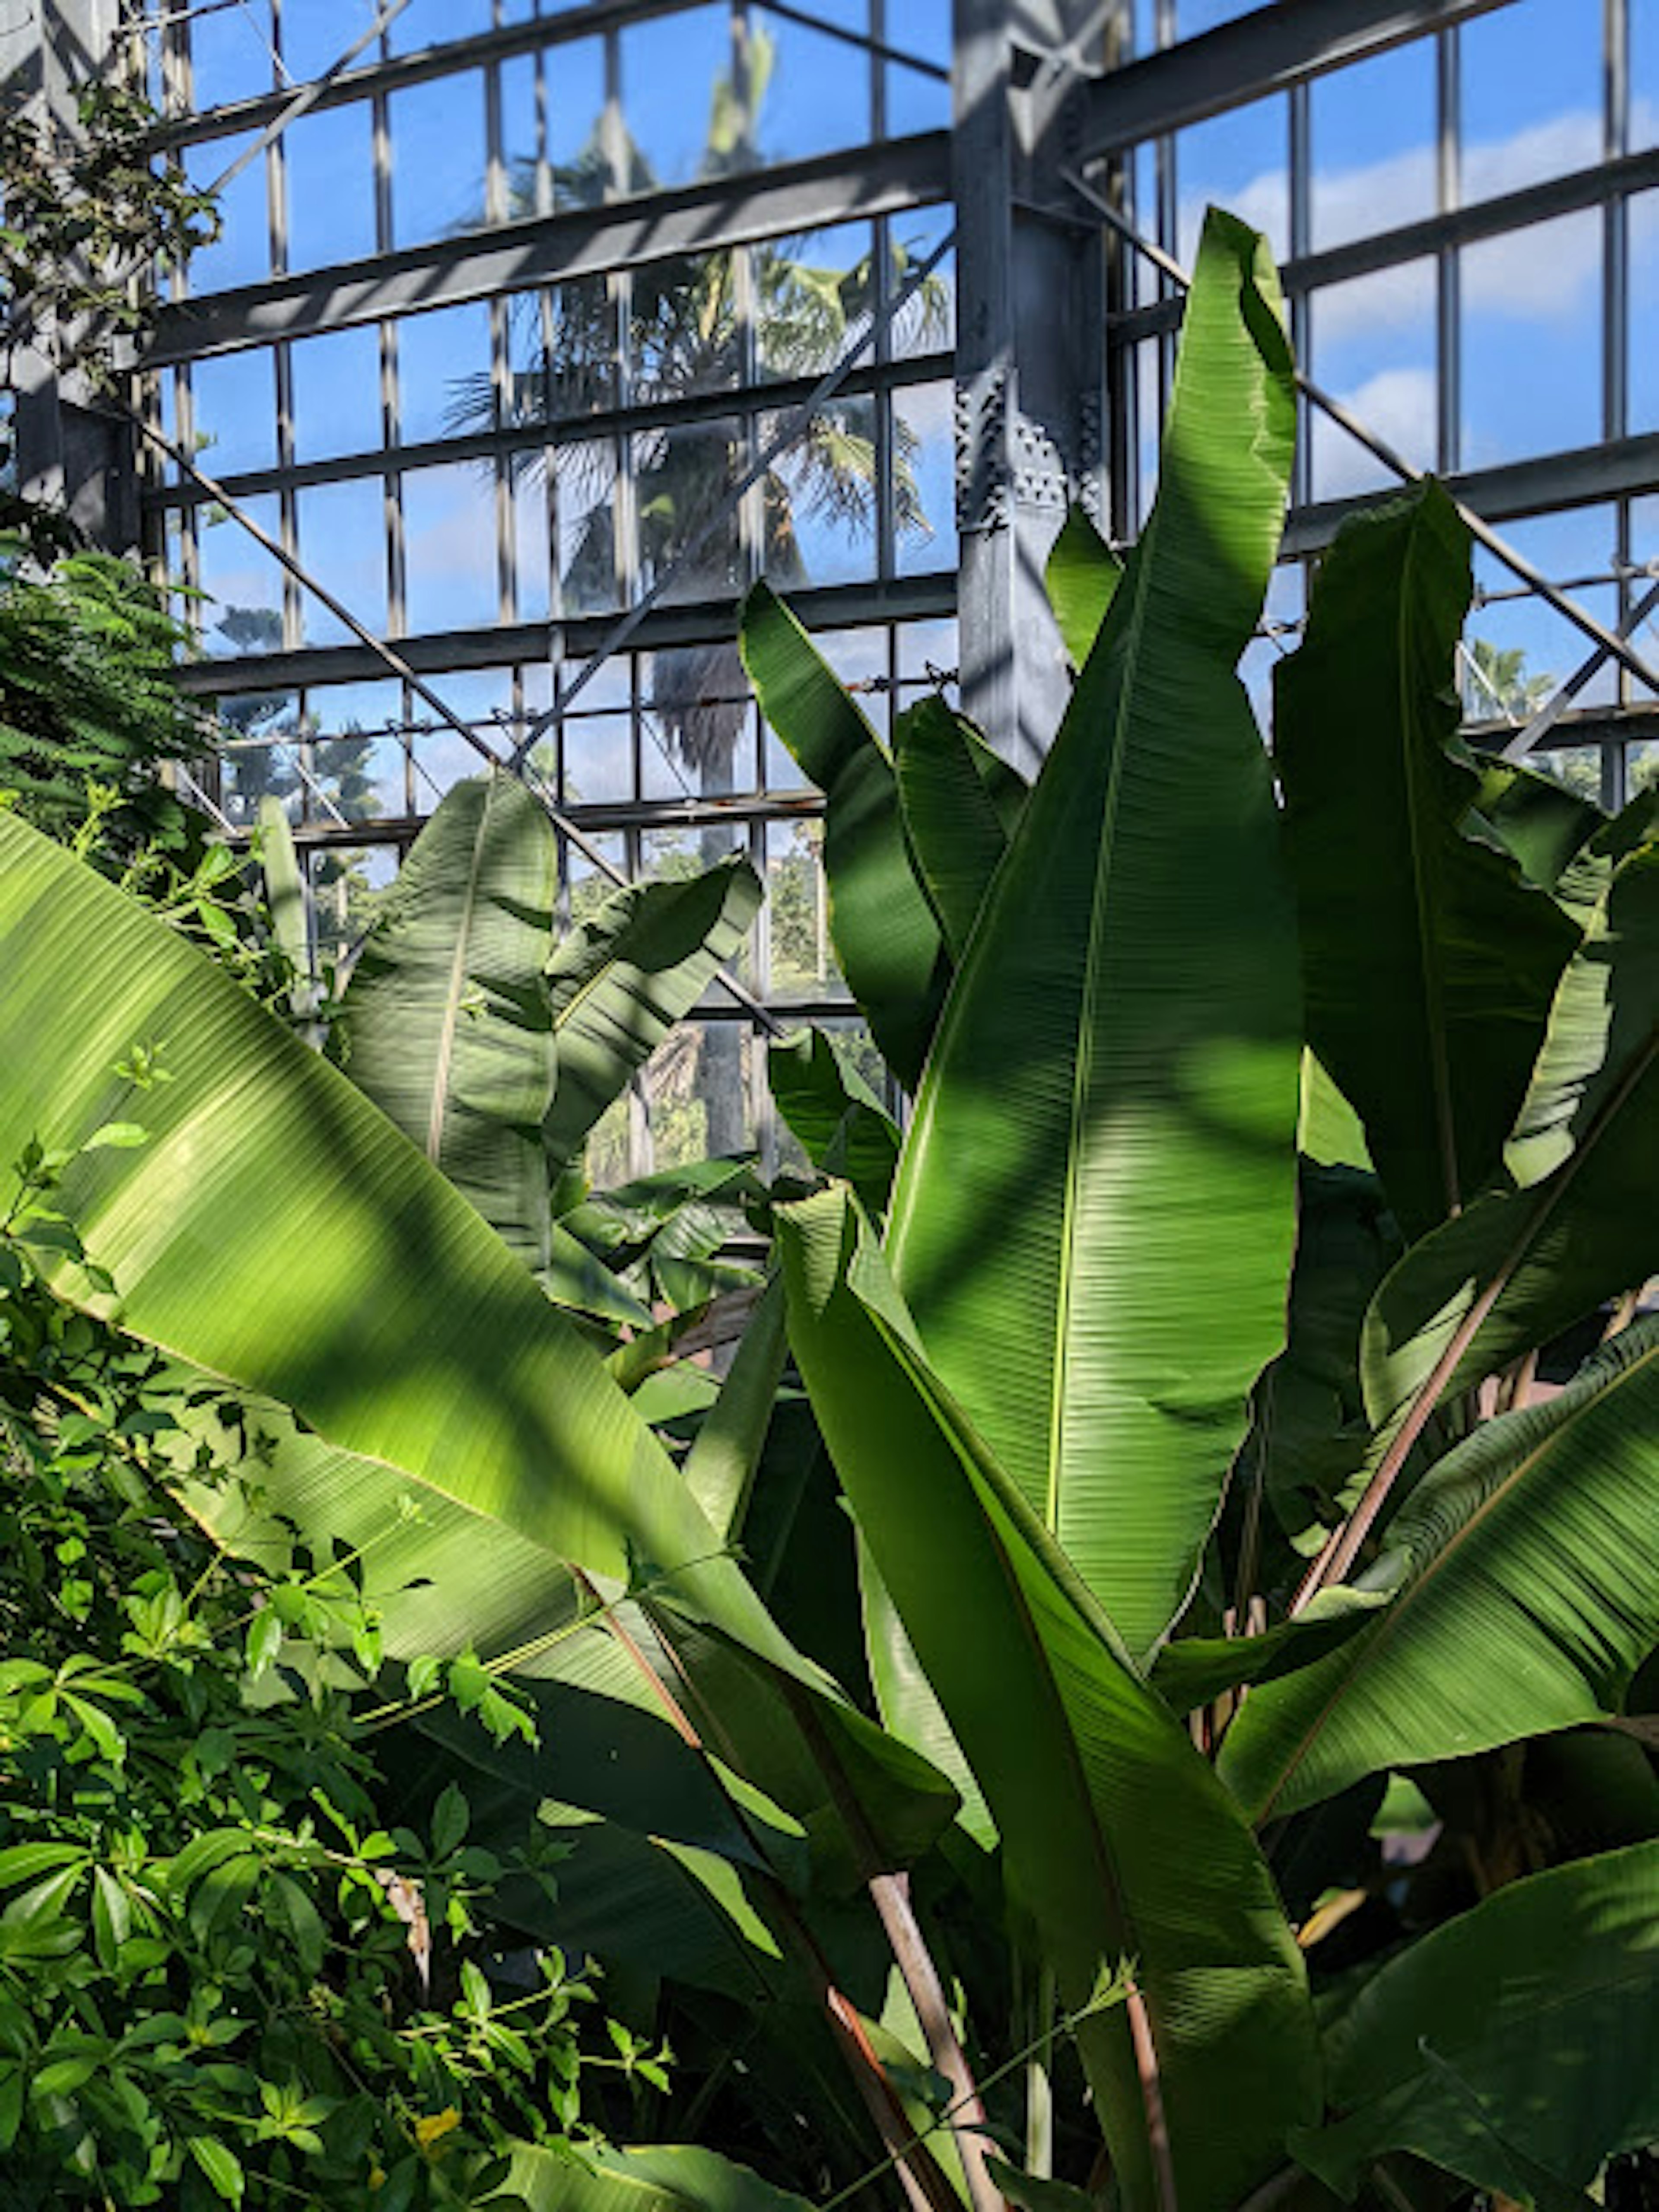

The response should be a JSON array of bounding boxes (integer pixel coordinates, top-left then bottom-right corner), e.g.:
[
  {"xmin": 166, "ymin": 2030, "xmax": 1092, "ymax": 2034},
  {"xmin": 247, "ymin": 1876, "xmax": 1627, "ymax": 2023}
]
[
  {"xmin": 426, "ymin": 780, "xmax": 497, "ymax": 1166},
  {"xmin": 1259, "ymin": 1334, "xmax": 1659, "ymax": 1821}
]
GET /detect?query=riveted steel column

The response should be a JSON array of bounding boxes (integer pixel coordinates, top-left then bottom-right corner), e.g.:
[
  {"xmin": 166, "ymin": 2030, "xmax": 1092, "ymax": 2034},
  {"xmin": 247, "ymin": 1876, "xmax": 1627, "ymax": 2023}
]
[{"xmin": 952, "ymin": 0, "xmax": 1110, "ymax": 777}]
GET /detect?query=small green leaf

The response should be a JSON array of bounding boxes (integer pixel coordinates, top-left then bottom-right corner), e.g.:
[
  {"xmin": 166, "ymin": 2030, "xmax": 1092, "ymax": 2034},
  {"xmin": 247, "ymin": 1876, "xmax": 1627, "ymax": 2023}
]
[
  {"xmin": 188, "ymin": 2135, "xmax": 246, "ymax": 2206},
  {"xmin": 431, "ymin": 1782, "xmax": 469, "ymax": 1860}
]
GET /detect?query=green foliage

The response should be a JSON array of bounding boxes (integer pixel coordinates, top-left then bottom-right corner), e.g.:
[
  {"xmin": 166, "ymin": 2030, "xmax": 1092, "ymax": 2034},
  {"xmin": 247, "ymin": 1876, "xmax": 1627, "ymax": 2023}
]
[
  {"xmin": 0, "ymin": 1128, "xmax": 616, "ymax": 2209},
  {"xmin": 0, "ymin": 543, "xmax": 213, "ymax": 864}
]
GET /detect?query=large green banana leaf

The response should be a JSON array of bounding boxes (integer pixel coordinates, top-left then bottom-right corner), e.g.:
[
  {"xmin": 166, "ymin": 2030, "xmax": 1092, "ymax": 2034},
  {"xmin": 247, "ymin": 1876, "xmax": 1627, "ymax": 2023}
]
[
  {"xmin": 1220, "ymin": 1317, "xmax": 1659, "ymax": 1823},
  {"xmin": 739, "ymin": 581, "xmax": 947, "ymax": 1089},
  {"xmin": 499, "ymin": 2142, "xmax": 813, "ymax": 2212},
  {"xmin": 767, "ymin": 1029, "xmax": 899, "ymax": 1217},
  {"xmin": 1044, "ymin": 504, "xmax": 1122, "ymax": 670},
  {"xmin": 1467, "ymin": 759, "xmax": 1606, "ymax": 893},
  {"xmin": 1362, "ymin": 843, "xmax": 1659, "ymax": 1430},
  {"xmin": 1290, "ymin": 1840, "xmax": 1659, "ymax": 2199},
  {"xmin": 543, "ymin": 855, "xmax": 762, "ymax": 1170},
  {"xmin": 893, "ymin": 696, "xmax": 1026, "ymax": 962},
  {"xmin": 1273, "ymin": 481, "xmax": 1580, "ymax": 1240},
  {"xmin": 340, "ymin": 772, "xmax": 558, "ymax": 1269},
  {"xmin": 0, "ymin": 806, "xmax": 797, "ymax": 1668},
  {"xmin": 887, "ymin": 209, "xmax": 1302, "ymax": 1658},
  {"xmin": 780, "ymin": 1187, "xmax": 1319, "ymax": 2212}
]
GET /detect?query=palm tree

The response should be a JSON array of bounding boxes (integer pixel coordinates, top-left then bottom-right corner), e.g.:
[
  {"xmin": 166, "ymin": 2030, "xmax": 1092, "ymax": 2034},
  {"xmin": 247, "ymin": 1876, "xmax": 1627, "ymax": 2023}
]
[{"xmin": 446, "ymin": 22, "xmax": 946, "ymax": 1158}]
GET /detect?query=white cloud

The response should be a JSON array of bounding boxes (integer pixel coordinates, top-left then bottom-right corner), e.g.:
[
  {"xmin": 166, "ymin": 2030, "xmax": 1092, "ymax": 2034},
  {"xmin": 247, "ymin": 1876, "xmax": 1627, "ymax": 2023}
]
[{"xmin": 1313, "ymin": 365, "xmax": 1438, "ymax": 501}]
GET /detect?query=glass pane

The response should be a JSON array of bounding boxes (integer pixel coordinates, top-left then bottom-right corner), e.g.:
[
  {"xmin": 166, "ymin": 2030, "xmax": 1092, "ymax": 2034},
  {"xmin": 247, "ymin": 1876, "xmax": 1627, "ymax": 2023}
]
[
  {"xmin": 562, "ymin": 712, "xmax": 634, "ymax": 807},
  {"xmin": 500, "ymin": 52, "xmax": 550, "ymax": 221},
  {"xmin": 184, "ymin": 140, "xmax": 268, "ymax": 294},
  {"xmin": 634, "ymin": 420, "xmax": 744, "ymax": 603},
  {"xmin": 308, "ymin": 844, "xmax": 398, "ymax": 969},
  {"xmin": 284, "ymin": 105, "xmax": 377, "ymax": 273},
  {"xmin": 513, "ymin": 470, "xmax": 552, "ymax": 622},
  {"xmin": 297, "ymin": 479, "xmax": 388, "ymax": 646},
  {"xmin": 413, "ymin": 669, "xmax": 514, "ymax": 797},
  {"xmin": 397, "ymin": 301, "xmax": 494, "ymax": 447},
  {"xmin": 387, "ymin": 0, "xmax": 494, "ymax": 54},
  {"xmin": 390, "ymin": 73, "xmax": 489, "ymax": 248},
  {"xmin": 813, "ymin": 624, "xmax": 890, "ymax": 738},
  {"xmin": 1178, "ymin": 0, "xmax": 1259, "ymax": 30},
  {"xmin": 620, "ymin": 6, "xmax": 733, "ymax": 190},
  {"xmin": 402, "ymin": 464, "xmax": 500, "ymax": 635},
  {"xmin": 752, "ymin": 6, "xmax": 876, "ymax": 164},
  {"xmin": 893, "ymin": 381, "xmax": 957, "ymax": 578},
  {"xmin": 1636, "ymin": 0, "xmax": 1659, "ymax": 154},
  {"xmin": 221, "ymin": 726, "xmax": 302, "ymax": 827},
  {"xmin": 550, "ymin": 39, "xmax": 608, "ymax": 203},
  {"xmin": 763, "ymin": 397, "xmax": 880, "ymax": 588},
  {"xmin": 554, "ymin": 442, "xmax": 622, "ymax": 614},
  {"xmin": 305, "ymin": 679, "xmax": 405, "ymax": 830},
  {"xmin": 629, "ymin": 251, "xmax": 741, "ymax": 398},
  {"xmin": 1309, "ymin": 40, "xmax": 1436, "ymax": 253},
  {"xmin": 887, "ymin": 60, "xmax": 950, "ymax": 137},
  {"xmin": 1176, "ymin": 97, "xmax": 1289, "ymax": 273},
  {"xmin": 281, "ymin": 0, "xmax": 381, "ymax": 82},
  {"xmin": 1631, "ymin": 189, "xmax": 1659, "ymax": 436},
  {"xmin": 767, "ymin": 818, "xmax": 845, "ymax": 997},
  {"xmin": 642, "ymin": 644, "xmax": 756, "ymax": 799},
  {"xmin": 890, "ymin": 209, "xmax": 955, "ymax": 359},
  {"xmin": 197, "ymin": 495, "xmax": 284, "ymax": 657},
  {"xmin": 290, "ymin": 324, "xmax": 382, "ymax": 463},
  {"xmin": 755, "ymin": 222, "xmax": 873, "ymax": 381},
  {"xmin": 1309, "ymin": 260, "xmax": 1437, "ymax": 502},
  {"xmin": 1461, "ymin": 0, "xmax": 1603, "ymax": 202},
  {"xmin": 645, "ymin": 1019, "xmax": 759, "ymax": 1168},
  {"xmin": 190, "ymin": 3, "xmax": 274, "ymax": 109},
  {"xmin": 1469, "ymin": 506, "xmax": 1621, "ymax": 722},
  {"xmin": 1461, "ymin": 211, "xmax": 1601, "ymax": 468},
  {"xmin": 189, "ymin": 349, "xmax": 278, "ymax": 480}
]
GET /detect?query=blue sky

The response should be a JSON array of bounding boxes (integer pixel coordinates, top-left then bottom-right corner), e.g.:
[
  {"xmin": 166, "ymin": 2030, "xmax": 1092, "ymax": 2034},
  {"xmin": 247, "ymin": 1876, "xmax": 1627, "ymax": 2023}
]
[{"xmin": 175, "ymin": 0, "xmax": 1657, "ymax": 723}]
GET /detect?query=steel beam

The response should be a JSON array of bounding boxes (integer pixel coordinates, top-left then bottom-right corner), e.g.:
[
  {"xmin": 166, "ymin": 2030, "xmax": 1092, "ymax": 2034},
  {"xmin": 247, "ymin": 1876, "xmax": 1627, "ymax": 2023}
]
[
  {"xmin": 952, "ymin": 0, "xmax": 1108, "ymax": 777},
  {"xmin": 142, "ymin": 349, "xmax": 953, "ymax": 509},
  {"xmin": 146, "ymin": 0, "xmax": 944, "ymax": 150},
  {"xmin": 1107, "ymin": 143, "xmax": 1659, "ymax": 348},
  {"xmin": 1077, "ymin": 0, "xmax": 1516, "ymax": 162},
  {"xmin": 1281, "ymin": 434, "xmax": 1659, "ymax": 558},
  {"xmin": 137, "ymin": 133, "xmax": 951, "ymax": 365},
  {"xmin": 169, "ymin": 572, "xmax": 957, "ymax": 696}
]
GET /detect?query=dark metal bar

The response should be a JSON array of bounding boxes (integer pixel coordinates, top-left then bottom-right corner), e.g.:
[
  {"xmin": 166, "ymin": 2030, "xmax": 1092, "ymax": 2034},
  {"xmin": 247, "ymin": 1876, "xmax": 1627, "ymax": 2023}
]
[
  {"xmin": 1076, "ymin": 0, "xmax": 1518, "ymax": 162},
  {"xmin": 141, "ymin": 350, "xmax": 953, "ymax": 509},
  {"xmin": 146, "ymin": 0, "xmax": 945, "ymax": 150},
  {"xmin": 135, "ymin": 132, "xmax": 953, "ymax": 365},
  {"xmin": 1104, "ymin": 143, "xmax": 1659, "ymax": 348}
]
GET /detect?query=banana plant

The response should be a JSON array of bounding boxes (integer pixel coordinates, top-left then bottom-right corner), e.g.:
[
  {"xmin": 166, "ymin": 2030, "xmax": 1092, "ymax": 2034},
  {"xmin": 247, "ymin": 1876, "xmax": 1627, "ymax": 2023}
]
[{"xmin": 746, "ymin": 206, "xmax": 1659, "ymax": 2212}]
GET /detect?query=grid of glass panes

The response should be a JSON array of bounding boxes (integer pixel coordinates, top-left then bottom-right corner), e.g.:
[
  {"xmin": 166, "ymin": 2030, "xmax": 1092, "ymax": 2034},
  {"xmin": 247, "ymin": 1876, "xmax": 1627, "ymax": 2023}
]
[
  {"xmin": 136, "ymin": 0, "xmax": 959, "ymax": 1175},
  {"xmin": 1105, "ymin": 0, "xmax": 1659, "ymax": 807},
  {"xmin": 205, "ymin": 613, "xmax": 957, "ymax": 1176},
  {"xmin": 153, "ymin": 208, "xmax": 958, "ymax": 655}
]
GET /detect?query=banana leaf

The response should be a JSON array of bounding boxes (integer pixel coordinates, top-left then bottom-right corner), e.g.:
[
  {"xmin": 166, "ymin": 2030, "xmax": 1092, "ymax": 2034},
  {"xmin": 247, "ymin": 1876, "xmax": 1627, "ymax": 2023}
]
[
  {"xmin": 340, "ymin": 773, "xmax": 558, "ymax": 1270},
  {"xmin": 1273, "ymin": 481, "xmax": 1580, "ymax": 1240},
  {"xmin": 496, "ymin": 2142, "xmax": 814, "ymax": 2212},
  {"xmin": 1290, "ymin": 1840, "xmax": 1659, "ymax": 2201},
  {"xmin": 888, "ymin": 209, "xmax": 1302, "ymax": 1658},
  {"xmin": 893, "ymin": 696, "xmax": 1026, "ymax": 962},
  {"xmin": 1220, "ymin": 1317, "xmax": 1659, "ymax": 1823},
  {"xmin": 1467, "ymin": 759, "xmax": 1605, "ymax": 892},
  {"xmin": 255, "ymin": 795, "xmax": 317, "ymax": 1032},
  {"xmin": 1362, "ymin": 843, "xmax": 1659, "ymax": 1431},
  {"xmin": 1044, "ymin": 505, "xmax": 1122, "ymax": 670},
  {"xmin": 543, "ymin": 856, "xmax": 761, "ymax": 1170},
  {"xmin": 780, "ymin": 1186, "xmax": 1319, "ymax": 2212},
  {"xmin": 0, "ymin": 807, "xmax": 830, "ymax": 1692},
  {"xmin": 767, "ymin": 1028, "xmax": 900, "ymax": 1216},
  {"xmin": 739, "ymin": 581, "xmax": 948, "ymax": 1089}
]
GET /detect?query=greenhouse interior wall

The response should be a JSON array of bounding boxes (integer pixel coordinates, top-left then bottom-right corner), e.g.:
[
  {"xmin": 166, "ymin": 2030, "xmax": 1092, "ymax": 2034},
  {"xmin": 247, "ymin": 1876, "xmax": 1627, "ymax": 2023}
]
[{"xmin": 11, "ymin": 0, "xmax": 1659, "ymax": 1175}]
